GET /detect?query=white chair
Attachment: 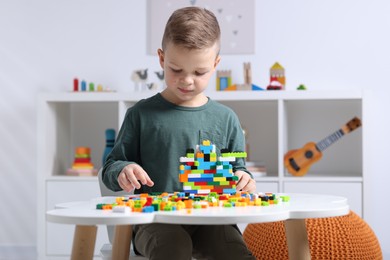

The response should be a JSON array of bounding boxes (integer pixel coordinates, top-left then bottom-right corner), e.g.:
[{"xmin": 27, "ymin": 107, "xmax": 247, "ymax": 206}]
[{"xmin": 97, "ymin": 168, "xmax": 148, "ymax": 260}]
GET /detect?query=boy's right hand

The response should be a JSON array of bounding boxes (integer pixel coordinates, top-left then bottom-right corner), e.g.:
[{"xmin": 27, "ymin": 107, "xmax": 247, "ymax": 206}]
[{"xmin": 118, "ymin": 164, "xmax": 154, "ymax": 192}]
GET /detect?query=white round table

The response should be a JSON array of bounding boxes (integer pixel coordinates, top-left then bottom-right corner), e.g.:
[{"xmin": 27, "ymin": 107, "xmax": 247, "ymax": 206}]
[{"xmin": 47, "ymin": 193, "xmax": 349, "ymax": 260}]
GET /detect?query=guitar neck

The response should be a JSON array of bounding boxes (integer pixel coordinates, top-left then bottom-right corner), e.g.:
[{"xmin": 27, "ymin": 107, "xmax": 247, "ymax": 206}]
[
  {"xmin": 316, "ymin": 117, "xmax": 362, "ymax": 152},
  {"xmin": 316, "ymin": 129, "xmax": 345, "ymax": 152}
]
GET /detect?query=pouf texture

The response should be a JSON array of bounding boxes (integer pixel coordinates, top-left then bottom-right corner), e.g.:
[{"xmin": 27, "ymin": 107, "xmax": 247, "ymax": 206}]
[{"xmin": 243, "ymin": 211, "xmax": 382, "ymax": 260}]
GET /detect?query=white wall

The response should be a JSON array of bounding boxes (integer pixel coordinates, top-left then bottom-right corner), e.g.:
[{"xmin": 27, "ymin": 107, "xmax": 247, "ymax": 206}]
[{"xmin": 0, "ymin": 0, "xmax": 389, "ymax": 258}]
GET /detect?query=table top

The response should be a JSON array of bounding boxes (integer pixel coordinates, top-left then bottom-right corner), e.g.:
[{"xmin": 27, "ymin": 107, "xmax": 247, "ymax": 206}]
[{"xmin": 46, "ymin": 193, "xmax": 349, "ymax": 226}]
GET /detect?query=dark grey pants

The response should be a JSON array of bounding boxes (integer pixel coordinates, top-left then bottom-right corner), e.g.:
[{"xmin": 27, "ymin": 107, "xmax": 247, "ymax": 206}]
[{"xmin": 133, "ymin": 223, "xmax": 256, "ymax": 260}]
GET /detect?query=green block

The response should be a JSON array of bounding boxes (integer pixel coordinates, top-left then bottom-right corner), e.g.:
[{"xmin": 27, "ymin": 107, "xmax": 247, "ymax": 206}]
[
  {"xmin": 152, "ymin": 203, "xmax": 160, "ymax": 211},
  {"xmin": 209, "ymin": 192, "xmax": 218, "ymax": 197},
  {"xmin": 164, "ymin": 205, "xmax": 172, "ymax": 211},
  {"xmin": 281, "ymin": 195, "xmax": 290, "ymax": 202}
]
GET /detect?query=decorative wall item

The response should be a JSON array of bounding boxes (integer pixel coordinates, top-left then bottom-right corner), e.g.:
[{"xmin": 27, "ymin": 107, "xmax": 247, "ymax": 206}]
[{"xmin": 147, "ymin": 0, "xmax": 255, "ymax": 55}]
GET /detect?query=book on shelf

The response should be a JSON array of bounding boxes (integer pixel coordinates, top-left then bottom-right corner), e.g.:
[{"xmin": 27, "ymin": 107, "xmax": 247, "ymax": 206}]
[{"xmin": 245, "ymin": 161, "xmax": 267, "ymax": 177}]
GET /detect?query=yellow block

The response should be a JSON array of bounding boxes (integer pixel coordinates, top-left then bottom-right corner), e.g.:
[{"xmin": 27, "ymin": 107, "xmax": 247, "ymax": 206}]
[{"xmin": 202, "ymin": 140, "xmax": 211, "ymax": 145}]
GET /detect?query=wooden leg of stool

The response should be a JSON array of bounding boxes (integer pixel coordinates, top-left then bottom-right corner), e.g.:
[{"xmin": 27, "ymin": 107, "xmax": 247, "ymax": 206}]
[
  {"xmin": 71, "ymin": 225, "xmax": 97, "ymax": 260},
  {"xmin": 112, "ymin": 225, "xmax": 132, "ymax": 260},
  {"xmin": 284, "ymin": 219, "xmax": 311, "ymax": 260}
]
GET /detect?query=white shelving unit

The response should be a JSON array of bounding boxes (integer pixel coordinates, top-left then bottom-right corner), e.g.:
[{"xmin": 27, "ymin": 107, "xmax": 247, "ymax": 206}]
[{"xmin": 37, "ymin": 90, "xmax": 365, "ymax": 259}]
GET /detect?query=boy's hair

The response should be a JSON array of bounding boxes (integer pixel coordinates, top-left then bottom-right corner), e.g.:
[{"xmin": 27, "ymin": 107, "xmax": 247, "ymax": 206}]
[{"xmin": 161, "ymin": 7, "xmax": 221, "ymax": 53}]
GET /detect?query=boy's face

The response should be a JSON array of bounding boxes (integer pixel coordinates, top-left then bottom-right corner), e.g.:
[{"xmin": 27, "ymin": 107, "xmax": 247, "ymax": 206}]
[{"xmin": 158, "ymin": 42, "xmax": 220, "ymax": 107}]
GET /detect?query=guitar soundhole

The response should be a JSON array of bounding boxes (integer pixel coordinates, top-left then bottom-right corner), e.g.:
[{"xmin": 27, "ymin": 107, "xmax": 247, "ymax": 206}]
[{"xmin": 305, "ymin": 150, "xmax": 313, "ymax": 159}]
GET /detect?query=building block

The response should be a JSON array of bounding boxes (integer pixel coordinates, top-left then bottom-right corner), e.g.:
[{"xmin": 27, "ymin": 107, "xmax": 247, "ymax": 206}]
[{"xmin": 178, "ymin": 140, "xmax": 247, "ymax": 195}]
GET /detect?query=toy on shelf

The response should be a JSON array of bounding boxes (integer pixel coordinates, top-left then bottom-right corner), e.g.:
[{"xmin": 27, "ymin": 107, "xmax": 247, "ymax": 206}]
[
  {"xmin": 131, "ymin": 69, "xmax": 165, "ymax": 91},
  {"xmin": 267, "ymin": 62, "xmax": 285, "ymax": 90},
  {"xmin": 72, "ymin": 77, "xmax": 114, "ymax": 92},
  {"xmin": 284, "ymin": 117, "xmax": 362, "ymax": 177},
  {"xmin": 131, "ymin": 69, "xmax": 148, "ymax": 91},
  {"xmin": 102, "ymin": 129, "xmax": 116, "ymax": 165},
  {"xmin": 216, "ymin": 70, "xmax": 232, "ymax": 91},
  {"xmin": 216, "ymin": 62, "xmax": 263, "ymax": 91},
  {"xmin": 66, "ymin": 147, "xmax": 98, "ymax": 176},
  {"xmin": 96, "ymin": 192, "xmax": 291, "ymax": 213},
  {"xmin": 245, "ymin": 161, "xmax": 267, "ymax": 178},
  {"xmin": 297, "ymin": 84, "xmax": 307, "ymax": 90},
  {"xmin": 179, "ymin": 140, "xmax": 247, "ymax": 195},
  {"xmin": 155, "ymin": 70, "xmax": 165, "ymax": 89}
]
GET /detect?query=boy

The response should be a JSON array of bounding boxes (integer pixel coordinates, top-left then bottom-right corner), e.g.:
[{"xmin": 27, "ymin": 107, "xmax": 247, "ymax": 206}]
[{"xmin": 103, "ymin": 6, "xmax": 256, "ymax": 260}]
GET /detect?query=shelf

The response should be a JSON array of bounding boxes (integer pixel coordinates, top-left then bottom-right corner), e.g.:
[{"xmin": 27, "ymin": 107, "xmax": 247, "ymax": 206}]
[
  {"xmin": 37, "ymin": 90, "xmax": 365, "ymax": 258},
  {"xmin": 208, "ymin": 90, "xmax": 363, "ymax": 101},
  {"xmin": 47, "ymin": 176, "xmax": 99, "ymax": 181},
  {"xmin": 40, "ymin": 90, "xmax": 363, "ymax": 102},
  {"xmin": 283, "ymin": 176, "xmax": 363, "ymax": 182}
]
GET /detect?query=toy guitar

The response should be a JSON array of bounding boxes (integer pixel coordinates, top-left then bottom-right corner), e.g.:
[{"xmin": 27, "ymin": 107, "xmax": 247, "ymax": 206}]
[{"xmin": 284, "ymin": 117, "xmax": 362, "ymax": 176}]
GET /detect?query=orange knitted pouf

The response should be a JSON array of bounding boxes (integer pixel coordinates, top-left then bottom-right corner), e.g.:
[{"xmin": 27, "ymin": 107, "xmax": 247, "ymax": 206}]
[{"xmin": 243, "ymin": 211, "xmax": 382, "ymax": 260}]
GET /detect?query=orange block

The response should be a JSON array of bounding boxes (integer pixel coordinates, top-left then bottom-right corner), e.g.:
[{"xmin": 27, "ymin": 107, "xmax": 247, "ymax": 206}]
[
  {"xmin": 160, "ymin": 202, "xmax": 166, "ymax": 211},
  {"xmin": 184, "ymin": 200, "xmax": 193, "ymax": 209},
  {"xmin": 180, "ymin": 174, "xmax": 188, "ymax": 182},
  {"xmin": 196, "ymin": 152, "xmax": 204, "ymax": 158}
]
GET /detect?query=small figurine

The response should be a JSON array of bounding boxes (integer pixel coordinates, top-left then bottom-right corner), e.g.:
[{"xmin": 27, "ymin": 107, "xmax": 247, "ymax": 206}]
[{"xmin": 131, "ymin": 69, "xmax": 148, "ymax": 91}]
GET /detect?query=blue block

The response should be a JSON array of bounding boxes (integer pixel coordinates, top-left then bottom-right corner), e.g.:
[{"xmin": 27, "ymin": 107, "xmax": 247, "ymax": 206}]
[
  {"xmin": 198, "ymin": 161, "xmax": 217, "ymax": 170},
  {"xmin": 188, "ymin": 177, "xmax": 214, "ymax": 182},
  {"xmin": 142, "ymin": 206, "xmax": 155, "ymax": 213},
  {"xmin": 177, "ymin": 192, "xmax": 186, "ymax": 197},
  {"xmin": 200, "ymin": 145, "xmax": 213, "ymax": 154},
  {"xmin": 223, "ymin": 188, "xmax": 236, "ymax": 194},
  {"xmin": 252, "ymin": 84, "xmax": 264, "ymax": 91}
]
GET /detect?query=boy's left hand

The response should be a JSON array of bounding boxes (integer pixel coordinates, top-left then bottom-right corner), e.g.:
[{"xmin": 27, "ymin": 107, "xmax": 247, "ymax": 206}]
[{"xmin": 235, "ymin": 170, "xmax": 256, "ymax": 193}]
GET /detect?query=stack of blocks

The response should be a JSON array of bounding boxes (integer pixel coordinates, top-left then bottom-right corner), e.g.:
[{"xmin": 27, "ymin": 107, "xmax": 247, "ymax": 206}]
[
  {"xmin": 179, "ymin": 140, "xmax": 247, "ymax": 195},
  {"xmin": 72, "ymin": 147, "xmax": 94, "ymax": 169},
  {"xmin": 66, "ymin": 147, "xmax": 97, "ymax": 176}
]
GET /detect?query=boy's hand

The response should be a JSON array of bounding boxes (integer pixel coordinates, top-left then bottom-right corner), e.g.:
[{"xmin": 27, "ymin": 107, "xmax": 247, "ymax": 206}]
[
  {"xmin": 118, "ymin": 164, "xmax": 154, "ymax": 192},
  {"xmin": 235, "ymin": 170, "xmax": 256, "ymax": 193}
]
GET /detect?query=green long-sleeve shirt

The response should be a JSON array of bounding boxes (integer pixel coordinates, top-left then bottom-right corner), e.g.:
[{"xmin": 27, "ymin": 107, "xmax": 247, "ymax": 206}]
[{"xmin": 102, "ymin": 93, "xmax": 250, "ymax": 193}]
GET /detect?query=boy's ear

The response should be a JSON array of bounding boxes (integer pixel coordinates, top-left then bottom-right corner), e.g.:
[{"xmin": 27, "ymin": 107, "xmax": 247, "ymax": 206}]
[
  {"xmin": 213, "ymin": 55, "xmax": 221, "ymax": 69},
  {"xmin": 157, "ymin": 48, "xmax": 164, "ymax": 69}
]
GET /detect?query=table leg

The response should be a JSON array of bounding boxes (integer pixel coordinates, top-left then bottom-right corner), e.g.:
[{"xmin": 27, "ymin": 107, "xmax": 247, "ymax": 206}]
[
  {"xmin": 284, "ymin": 219, "xmax": 311, "ymax": 260},
  {"xmin": 71, "ymin": 225, "xmax": 97, "ymax": 260},
  {"xmin": 112, "ymin": 225, "xmax": 132, "ymax": 260}
]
